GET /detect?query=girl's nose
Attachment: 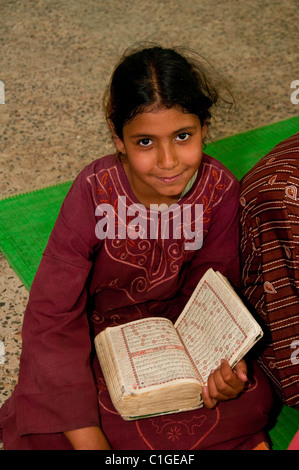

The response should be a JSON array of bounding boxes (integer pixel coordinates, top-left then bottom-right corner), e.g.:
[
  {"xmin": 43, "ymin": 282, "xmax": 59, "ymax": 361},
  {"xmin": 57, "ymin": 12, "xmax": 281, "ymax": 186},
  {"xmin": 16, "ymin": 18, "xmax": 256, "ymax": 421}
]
[{"xmin": 157, "ymin": 144, "xmax": 179, "ymax": 170}]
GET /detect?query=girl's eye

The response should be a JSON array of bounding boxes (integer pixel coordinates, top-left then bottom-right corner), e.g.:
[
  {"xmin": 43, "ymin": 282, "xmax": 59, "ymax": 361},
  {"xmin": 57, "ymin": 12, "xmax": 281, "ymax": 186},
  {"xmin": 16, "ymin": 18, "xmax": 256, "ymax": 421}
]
[
  {"xmin": 176, "ymin": 133, "xmax": 190, "ymax": 142},
  {"xmin": 138, "ymin": 138, "xmax": 153, "ymax": 147}
]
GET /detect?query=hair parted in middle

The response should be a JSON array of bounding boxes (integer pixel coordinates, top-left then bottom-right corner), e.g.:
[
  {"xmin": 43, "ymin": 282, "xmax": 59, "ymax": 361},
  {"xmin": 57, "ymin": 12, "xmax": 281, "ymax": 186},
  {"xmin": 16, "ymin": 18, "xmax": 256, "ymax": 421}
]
[{"xmin": 104, "ymin": 43, "xmax": 234, "ymax": 140}]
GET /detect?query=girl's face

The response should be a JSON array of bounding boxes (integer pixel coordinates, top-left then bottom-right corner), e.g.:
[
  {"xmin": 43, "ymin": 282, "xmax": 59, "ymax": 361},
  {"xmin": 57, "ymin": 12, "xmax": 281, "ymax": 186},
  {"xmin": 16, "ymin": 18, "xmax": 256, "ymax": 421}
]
[{"xmin": 113, "ymin": 107, "xmax": 207, "ymax": 207}]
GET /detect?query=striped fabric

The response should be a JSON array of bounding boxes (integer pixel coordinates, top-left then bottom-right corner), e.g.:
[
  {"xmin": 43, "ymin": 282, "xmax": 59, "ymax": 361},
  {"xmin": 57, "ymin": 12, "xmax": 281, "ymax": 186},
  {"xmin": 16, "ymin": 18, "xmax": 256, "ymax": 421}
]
[{"xmin": 240, "ymin": 132, "xmax": 299, "ymax": 409}]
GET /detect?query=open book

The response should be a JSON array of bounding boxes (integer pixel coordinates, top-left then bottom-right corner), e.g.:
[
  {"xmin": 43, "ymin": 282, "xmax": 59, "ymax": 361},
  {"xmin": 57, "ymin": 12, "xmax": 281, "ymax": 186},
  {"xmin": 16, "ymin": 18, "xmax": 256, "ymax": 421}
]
[{"xmin": 94, "ymin": 268, "xmax": 263, "ymax": 421}]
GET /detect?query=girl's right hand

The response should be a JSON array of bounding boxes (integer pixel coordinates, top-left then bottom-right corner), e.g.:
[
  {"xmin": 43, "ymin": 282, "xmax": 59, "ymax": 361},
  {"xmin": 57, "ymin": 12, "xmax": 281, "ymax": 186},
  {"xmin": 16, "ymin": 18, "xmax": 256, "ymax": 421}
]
[{"xmin": 202, "ymin": 359, "xmax": 248, "ymax": 409}]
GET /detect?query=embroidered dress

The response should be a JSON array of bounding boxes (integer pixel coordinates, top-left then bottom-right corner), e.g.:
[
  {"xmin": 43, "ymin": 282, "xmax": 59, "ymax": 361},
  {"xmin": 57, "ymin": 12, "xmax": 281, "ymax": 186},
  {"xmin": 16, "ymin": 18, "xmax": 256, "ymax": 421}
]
[
  {"xmin": 0, "ymin": 153, "xmax": 273, "ymax": 449},
  {"xmin": 240, "ymin": 133, "xmax": 299, "ymax": 409}
]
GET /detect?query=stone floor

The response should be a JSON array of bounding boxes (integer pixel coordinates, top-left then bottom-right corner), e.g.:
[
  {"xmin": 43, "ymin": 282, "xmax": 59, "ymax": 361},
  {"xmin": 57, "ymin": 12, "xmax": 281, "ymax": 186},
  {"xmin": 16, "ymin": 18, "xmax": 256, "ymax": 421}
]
[{"xmin": 0, "ymin": 0, "xmax": 298, "ymax": 448}]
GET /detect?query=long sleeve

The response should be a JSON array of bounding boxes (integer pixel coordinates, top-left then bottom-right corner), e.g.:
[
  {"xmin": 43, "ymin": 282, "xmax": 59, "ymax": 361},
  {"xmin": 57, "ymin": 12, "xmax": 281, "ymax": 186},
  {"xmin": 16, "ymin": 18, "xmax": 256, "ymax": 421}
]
[{"xmin": 15, "ymin": 172, "xmax": 101, "ymax": 435}]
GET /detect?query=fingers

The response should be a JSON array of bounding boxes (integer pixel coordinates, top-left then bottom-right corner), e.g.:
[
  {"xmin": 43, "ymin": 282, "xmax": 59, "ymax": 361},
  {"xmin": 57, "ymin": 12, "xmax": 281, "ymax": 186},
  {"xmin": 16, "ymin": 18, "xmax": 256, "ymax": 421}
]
[
  {"xmin": 233, "ymin": 359, "xmax": 248, "ymax": 382},
  {"xmin": 202, "ymin": 385, "xmax": 218, "ymax": 409},
  {"xmin": 202, "ymin": 359, "xmax": 248, "ymax": 409}
]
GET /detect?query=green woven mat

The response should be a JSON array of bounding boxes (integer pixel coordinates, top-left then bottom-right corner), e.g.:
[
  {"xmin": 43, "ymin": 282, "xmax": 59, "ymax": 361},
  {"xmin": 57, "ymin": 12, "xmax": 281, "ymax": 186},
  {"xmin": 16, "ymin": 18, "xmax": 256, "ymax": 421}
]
[
  {"xmin": 268, "ymin": 404, "xmax": 299, "ymax": 450},
  {"xmin": 0, "ymin": 116, "xmax": 299, "ymax": 449},
  {"xmin": 206, "ymin": 115, "xmax": 299, "ymax": 180},
  {"xmin": 0, "ymin": 181, "xmax": 72, "ymax": 290}
]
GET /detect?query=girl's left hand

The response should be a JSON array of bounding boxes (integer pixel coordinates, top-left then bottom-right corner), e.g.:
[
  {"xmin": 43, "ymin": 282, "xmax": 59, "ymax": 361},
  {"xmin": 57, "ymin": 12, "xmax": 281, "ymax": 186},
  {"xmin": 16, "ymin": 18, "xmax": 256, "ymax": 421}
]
[{"xmin": 202, "ymin": 359, "xmax": 248, "ymax": 409}]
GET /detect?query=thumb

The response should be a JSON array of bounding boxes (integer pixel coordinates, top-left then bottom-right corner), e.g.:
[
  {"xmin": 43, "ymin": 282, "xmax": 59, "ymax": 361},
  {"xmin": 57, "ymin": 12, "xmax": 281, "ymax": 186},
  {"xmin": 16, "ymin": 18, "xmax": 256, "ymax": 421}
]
[{"xmin": 233, "ymin": 359, "xmax": 248, "ymax": 382}]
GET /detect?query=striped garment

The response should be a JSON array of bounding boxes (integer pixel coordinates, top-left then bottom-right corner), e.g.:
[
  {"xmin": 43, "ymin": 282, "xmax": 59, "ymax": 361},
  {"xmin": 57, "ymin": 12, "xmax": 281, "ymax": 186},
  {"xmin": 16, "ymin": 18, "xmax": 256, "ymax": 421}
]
[{"xmin": 240, "ymin": 132, "xmax": 299, "ymax": 409}]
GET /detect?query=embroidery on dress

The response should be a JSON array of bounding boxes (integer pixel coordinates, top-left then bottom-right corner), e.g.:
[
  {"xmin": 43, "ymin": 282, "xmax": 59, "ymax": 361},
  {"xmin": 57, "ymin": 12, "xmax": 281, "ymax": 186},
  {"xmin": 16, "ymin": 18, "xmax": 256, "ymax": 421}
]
[
  {"xmin": 285, "ymin": 185, "xmax": 297, "ymax": 200},
  {"xmin": 88, "ymin": 161, "xmax": 232, "ymax": 302},
  {"xmin": 264, "ymin": 281, "xmax": 277, "ymax": 294},
  {"xmin": 240, "ymin": 196, "xmax": 246, "ymax": 207},
  {"xmin": 283, "ymin": 244, "xmax": 292, "ymax": 259},
  {"xmin": 268, "ymin": 175, "xmax": 277, "ymax": 185}
]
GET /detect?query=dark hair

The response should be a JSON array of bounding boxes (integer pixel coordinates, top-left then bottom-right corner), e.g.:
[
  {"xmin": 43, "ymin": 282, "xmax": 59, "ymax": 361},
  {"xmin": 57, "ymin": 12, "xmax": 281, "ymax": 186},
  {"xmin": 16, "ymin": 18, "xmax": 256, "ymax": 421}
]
[{"xmin": 104, "ymin": 44, "xmax": 233, "ymax": 139}]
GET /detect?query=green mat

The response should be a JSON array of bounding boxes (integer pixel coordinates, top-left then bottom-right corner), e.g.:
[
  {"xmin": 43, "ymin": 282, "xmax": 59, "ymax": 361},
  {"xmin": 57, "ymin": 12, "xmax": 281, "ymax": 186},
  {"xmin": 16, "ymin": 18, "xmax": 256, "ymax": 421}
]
[
  {"xmin": 269, "ymin": 404, "xmax": 299, "ymax": 451},
  {"xmin": 0, "ymin": 115, "xmax": 299, "ymax": 449},
  {"xmin": 0, "ymin": 181, "xmax": 72, "ymax": 290},
  {"xmin": 206, "ymin": 114, "xmax": 299, "ymax": 180}
]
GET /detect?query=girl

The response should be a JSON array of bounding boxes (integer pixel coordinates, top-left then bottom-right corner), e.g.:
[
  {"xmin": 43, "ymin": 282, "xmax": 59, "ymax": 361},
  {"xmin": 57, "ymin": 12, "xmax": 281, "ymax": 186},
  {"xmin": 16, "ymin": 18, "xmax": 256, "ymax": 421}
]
[{"xmin": 0, "ymin": 45, "xmax": 273, "ymax": 450}]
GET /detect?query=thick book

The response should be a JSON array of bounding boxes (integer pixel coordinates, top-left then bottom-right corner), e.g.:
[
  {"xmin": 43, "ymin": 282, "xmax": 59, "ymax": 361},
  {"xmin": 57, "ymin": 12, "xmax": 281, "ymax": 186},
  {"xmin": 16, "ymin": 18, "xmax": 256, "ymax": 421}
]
[{"xmin": 94, "ymin": 268, "xmax": 263, "ymax": 421}]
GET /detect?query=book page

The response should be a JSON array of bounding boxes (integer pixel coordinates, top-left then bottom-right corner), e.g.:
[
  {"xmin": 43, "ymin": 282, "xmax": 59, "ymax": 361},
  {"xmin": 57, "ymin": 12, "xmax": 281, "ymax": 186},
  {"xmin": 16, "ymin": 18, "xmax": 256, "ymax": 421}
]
[
  {"xmin": 175, "ymin": 269, "xmax": 260, "ymax": 385},
  {"xmin": 106, "ymin": 317, "xmax": 200, "ymax": 392}
]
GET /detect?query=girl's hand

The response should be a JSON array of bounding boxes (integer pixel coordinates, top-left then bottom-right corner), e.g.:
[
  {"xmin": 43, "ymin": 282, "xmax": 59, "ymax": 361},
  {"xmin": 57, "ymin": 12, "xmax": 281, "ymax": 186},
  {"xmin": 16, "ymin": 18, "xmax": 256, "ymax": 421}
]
[{"xmin": 202, "ymin": 359, "xmax": 248, "ymax": 409}]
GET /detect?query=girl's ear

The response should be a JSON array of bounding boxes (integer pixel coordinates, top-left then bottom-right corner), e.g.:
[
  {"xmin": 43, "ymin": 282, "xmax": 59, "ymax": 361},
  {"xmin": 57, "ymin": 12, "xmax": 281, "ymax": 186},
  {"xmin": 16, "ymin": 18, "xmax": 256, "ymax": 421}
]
[{"xmin": 109, "ymin": 121, "xmax": 126, "ymax": 155}]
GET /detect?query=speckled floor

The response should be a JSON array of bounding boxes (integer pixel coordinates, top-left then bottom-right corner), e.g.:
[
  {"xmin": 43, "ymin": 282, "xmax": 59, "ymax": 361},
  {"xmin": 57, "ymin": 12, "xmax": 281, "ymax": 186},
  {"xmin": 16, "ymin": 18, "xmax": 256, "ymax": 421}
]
[{"xmin": 0, "ymin": 0, "xmax": 298, "ymax": 448}]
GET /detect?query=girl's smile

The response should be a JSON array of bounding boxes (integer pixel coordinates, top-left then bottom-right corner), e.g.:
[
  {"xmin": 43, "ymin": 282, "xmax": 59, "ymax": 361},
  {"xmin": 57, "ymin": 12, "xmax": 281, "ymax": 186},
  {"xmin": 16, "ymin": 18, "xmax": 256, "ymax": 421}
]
[
  {"xmin": 113, "ymin": 107, "xmax": 207, "ymax": 207},
  {"xmin": 156, "ymin": 173, "xmax": 184, "ymax": 184}
]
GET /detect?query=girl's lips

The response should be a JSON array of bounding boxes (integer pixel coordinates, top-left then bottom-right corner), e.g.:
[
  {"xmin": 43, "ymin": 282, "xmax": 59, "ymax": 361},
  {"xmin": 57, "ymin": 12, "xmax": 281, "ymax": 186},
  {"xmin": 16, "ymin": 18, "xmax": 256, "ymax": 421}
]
[{"xmin": 156, "ymin": 173, "xmax": 183, "ymax": 184}]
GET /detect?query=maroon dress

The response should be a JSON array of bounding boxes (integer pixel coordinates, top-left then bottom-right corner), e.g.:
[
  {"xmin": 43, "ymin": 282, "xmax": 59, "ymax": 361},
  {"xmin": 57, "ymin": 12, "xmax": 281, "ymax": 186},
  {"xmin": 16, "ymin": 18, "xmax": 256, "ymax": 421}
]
[
  {"xmin": 0, "ymin": 153, "xmax": 274, "ymax": 449},
  {"xmin": 240, "ymin": 133, "xmax": 299, "ymax": 409}
]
